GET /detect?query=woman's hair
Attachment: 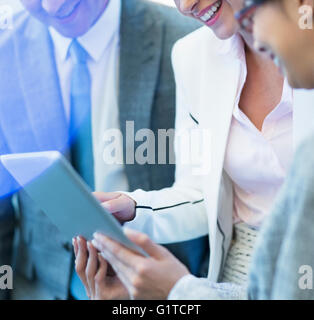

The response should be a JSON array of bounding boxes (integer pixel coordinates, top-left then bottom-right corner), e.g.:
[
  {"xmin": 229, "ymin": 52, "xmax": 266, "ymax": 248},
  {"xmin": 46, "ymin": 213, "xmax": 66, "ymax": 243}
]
[{"xmin": 250, "ymin": 0, "xmax": 279, "ymax": 4}]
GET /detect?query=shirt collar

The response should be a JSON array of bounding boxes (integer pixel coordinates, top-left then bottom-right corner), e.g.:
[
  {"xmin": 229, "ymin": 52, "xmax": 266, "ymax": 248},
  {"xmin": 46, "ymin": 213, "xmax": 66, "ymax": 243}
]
[
  {"xmin": 271, "ymin": 78, "xmax": 294, "ymax": 120},
  {"xmin": 233, "ymin": 78, "xmax": 293, "ymax": 124},
  {"xmin": 49, "ymin": 0, "xmax": 121, "ymax": 62},
  {"xmin": 232, "ymin": 35, "xmax": 294, "ymax": 123}
]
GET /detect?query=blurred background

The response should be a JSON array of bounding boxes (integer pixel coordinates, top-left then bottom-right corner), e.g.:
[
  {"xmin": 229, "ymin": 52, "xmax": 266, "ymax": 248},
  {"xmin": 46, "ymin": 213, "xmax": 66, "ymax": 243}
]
[
  {"xmin": 152, "ymin": 0, "xmax": 175, "ymax": 6},
  {"xmin": 0, "ymin": 0, "xmax": 175, "ymax": 12}
]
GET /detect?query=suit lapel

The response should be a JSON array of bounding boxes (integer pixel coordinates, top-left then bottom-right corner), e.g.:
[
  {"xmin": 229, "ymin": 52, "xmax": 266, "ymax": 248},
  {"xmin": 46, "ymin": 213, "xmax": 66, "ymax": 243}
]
[
  {"xmin": 199, "ymin": 37, "xmax": 243, "ymax": 260},
  {"xmin": 119, "ymin": 0, "xmax": 163, "ymax": 188},
  {"xmin": 11, "ymin": 18, "xmax": 68, "ymax": 153}
]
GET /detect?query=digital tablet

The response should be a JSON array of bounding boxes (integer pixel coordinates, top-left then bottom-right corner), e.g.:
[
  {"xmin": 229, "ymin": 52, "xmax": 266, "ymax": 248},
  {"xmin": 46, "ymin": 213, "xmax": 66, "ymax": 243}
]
[{"xmin": 0, "ymin": 151, "xmax": 148, "ymax": 257}]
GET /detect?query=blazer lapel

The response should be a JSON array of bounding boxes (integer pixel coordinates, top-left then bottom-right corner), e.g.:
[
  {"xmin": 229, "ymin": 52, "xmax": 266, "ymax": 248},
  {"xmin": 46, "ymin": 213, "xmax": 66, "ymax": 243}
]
[
  {"xmin": 198, "ymin": 36, "xmax": 244, "ymax": 273},
  {"xmin": 11, "ymin": 18, "xmax": 68, "ymax": 153},
  {"xmin": 119, "ymin": 0, "xmax": 163, "ymax": 188}
]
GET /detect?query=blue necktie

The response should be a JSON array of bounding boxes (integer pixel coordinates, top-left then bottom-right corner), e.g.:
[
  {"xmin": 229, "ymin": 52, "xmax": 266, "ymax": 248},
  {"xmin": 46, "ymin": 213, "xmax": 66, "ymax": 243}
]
[
  {"xmin": 69, "ymin": 39, "xmax": 94, "ymax": 300},
  {"xmin": 69, "ymin": 39, "xmax": 94, "ymax": 189}
]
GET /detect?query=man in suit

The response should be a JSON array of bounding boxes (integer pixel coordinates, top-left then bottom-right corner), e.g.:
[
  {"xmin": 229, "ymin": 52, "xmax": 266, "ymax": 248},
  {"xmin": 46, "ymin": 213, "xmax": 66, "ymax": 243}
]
[{"xmin": 0, "ymin": 0, "xmax": 208, "ymax": 300}]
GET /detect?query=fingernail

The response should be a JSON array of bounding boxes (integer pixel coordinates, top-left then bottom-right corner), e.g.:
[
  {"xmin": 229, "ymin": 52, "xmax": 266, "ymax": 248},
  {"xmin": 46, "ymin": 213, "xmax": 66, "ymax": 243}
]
[
  {"xmin": 102, "ymin": 202, "xmax": 110, "ymax": 210},
  {"xmin": 72, "ymin": 238, "xmax": 75, "ymax": 246},
  {"xmin": 93, "ymin": 232, "xmax": 108, "ymax": 241},
  {"xmin": 123, "ymin": 228, "xmax": 138, "ymax": 236},
  {"xmin": 92, "ymin": 239, "xmax": 103, "ymax": 249},
  {"xmin": 93, "ymin": 232, "xmax": 100, "ymax": 239},
  {"xmin": 98, "ymin": 252, "xmax": 105, "ymax": 263}
]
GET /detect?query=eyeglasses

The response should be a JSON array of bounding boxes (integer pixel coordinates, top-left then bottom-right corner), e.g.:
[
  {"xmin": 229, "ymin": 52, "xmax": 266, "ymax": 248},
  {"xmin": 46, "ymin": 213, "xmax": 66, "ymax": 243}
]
[{"xmin": 235, "ymin": 0, "xmax": 261, "ymax": 33}]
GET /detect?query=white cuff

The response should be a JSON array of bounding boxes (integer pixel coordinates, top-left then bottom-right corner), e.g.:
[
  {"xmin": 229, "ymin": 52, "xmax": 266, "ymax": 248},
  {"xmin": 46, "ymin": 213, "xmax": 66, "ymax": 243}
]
[
  {"xmin": 167, "ymin": 274, "xmax": 197, "ymax": 300},
  {"xmin": 168, "ymin": 274, "xmax": 248, "ymax": 300}
]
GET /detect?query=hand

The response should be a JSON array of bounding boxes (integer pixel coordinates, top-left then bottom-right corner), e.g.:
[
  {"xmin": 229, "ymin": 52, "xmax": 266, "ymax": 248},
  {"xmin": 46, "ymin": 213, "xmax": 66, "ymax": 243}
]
[
  {"xmin": 93, "ymin": 192, "xmax": 136, "ymax": 223},
  {"xmin": 73, "ymin": 236, "xmax": 129, "ymax": 300},
  {"xmin": 92, "ymin": 229, "xmax": 190, "ymax": 300}
]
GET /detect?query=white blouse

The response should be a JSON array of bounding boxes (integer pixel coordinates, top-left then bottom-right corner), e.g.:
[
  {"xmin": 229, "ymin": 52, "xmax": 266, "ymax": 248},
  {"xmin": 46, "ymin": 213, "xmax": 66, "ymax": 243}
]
[{"xmin": 224, "ymin": 79, "xmax": 293, "ymax": 228}]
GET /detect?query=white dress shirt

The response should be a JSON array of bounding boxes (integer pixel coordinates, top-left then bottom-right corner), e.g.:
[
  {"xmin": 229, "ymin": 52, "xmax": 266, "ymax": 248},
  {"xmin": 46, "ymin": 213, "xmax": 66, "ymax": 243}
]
[
  {"xmin": 224, "ymin": 78, "xmax": 293, "ymax": 227},
  {"xmin": 49, "ymin": 0, "xmax": 129, "ymax": 192}
]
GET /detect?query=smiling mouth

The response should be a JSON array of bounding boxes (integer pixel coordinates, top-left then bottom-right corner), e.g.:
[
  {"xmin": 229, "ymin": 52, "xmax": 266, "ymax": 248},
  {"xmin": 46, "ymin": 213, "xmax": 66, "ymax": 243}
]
[
  {"xmin": 56, "ymin": 0, "xmax": 81, "ymax": 20},
  {"xmin": 197, "ymin": 0, "xmax": 222, "ymax": 23}
]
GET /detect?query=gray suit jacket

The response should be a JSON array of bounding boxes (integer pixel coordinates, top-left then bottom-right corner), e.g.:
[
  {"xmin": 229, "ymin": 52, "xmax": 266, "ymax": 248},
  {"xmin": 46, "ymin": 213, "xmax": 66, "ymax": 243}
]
[
  {"xmin": 249, "ymin": 134, "xmax": 314, "ymax": 299},
  {"xmin": 0, "ymin": 0, "xmax": 208, "ymax": 299}
]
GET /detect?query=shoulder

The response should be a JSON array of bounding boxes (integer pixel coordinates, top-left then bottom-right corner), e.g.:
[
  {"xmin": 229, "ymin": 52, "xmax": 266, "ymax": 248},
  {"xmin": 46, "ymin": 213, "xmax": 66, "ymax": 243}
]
[
  {"xmin": 171, "ymin": 26, "xmax": 241, "ymax": 85},
  {"xmin": 172, "ymin": 26, "xmax": 215, "ymax": 60},
  {"xmin": 0, "ymin": 11, "xmax": 47, "ymax": 58},
  {"xmin": 0, "ymin": 11, "xmax": 30, "ymax": 74},
  {"xmin": 0, "ymin": 11, "xmax": 50, "ymax": 85},
  {"xmin": 0, "ymin": 11, "xmax": 29, "ymax": 47},
  {"xmin": 171, "ymin": 26, "xmax": 219, "ymax": 86},
  {"xmin": 172, "ymin": 25, "xmax": 229, "ymax": 65}
]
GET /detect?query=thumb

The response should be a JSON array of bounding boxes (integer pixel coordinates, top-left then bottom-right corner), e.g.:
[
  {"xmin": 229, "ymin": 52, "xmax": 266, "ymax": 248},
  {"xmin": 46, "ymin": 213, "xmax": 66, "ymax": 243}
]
[
  {"xmin": 124, "ymin": 228, "xmax": 168, "ymax": 259},
  {"xmin": 102, "ymin": 195, "xmax": 136, "ymax": 222},
  {"xmin": 93, "ymin": 192, "xmax": 120, "ymax": 203}
]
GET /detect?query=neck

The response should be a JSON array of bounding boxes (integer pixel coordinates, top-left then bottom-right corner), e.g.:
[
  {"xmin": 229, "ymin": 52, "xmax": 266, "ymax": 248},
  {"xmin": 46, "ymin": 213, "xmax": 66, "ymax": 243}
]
[
  {"xmin": 240, "ymin": 32, "xmax": 283, "ymax": 80},
  {"xmin": 239, "ymin": 29, "xmax": 255, "ymax": 52}
]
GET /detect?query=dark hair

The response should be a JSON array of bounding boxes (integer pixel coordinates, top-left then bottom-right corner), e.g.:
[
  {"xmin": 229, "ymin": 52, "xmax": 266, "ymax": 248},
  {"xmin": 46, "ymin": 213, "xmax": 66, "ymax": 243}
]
[{"xmin": 250, "ymin": 0, "xmax": 278, "ymax": 5}]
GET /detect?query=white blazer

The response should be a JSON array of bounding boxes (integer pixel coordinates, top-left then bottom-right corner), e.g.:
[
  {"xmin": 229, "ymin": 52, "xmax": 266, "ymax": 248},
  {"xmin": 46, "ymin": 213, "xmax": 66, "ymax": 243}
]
[{"xmin": 125, "ymin": 27, "xmax": 314, "ymax": 285}]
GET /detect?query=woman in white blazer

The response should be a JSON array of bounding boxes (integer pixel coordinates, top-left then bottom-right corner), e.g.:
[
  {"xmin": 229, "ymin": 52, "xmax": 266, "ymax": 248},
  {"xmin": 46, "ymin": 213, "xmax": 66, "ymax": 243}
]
[{"xmin": 73, "ymin": 0, "xmax": 314, "ymax": 300}]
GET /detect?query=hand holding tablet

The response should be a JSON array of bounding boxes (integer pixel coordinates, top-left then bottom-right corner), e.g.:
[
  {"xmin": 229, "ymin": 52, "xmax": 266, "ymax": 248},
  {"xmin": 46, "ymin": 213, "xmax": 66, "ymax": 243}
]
[{"xmin": 0, "ymin": 151, "xmax": 148, "ymax": 257}]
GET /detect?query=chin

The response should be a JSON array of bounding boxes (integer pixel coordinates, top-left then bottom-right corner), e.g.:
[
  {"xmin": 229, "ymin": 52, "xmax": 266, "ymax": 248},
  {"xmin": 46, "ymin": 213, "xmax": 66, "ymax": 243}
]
[
  {"xmin": 211, "ymin": 19, "xmax": 238, "ymax": 40},
  {"xmin": 53, "ymin": 25, "xmax": 90, "ymax": 38},
  {"xmin": 288, "ymin": 76, "xmax": 314, "ymax": 90},
  {"xmin": 213, "ymin": 26, "xmax": 236, "ymax": 40},
  {"xmin": 214, "ymin": 30, "xmax": 235, "ymax": 40},
  {"xmin": 303, "ymin": 76, "xmax": 314, "ymax": 90},
  {"xmin": 287, "ymin": 76, "xmax": 301, "ymax": 89},
  {"xmin": 302, "ymin": 81, "xmax": 314, "ymax": 90}
]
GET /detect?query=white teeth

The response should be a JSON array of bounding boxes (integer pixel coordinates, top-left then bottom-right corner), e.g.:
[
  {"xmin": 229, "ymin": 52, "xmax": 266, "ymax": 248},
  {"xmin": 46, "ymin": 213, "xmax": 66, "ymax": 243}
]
[
  {"xmin": 199, "ymin": 1, "xmax": 222, "ymax": 22},
  {"xmin": 201, "ymin": 13, "xmax": 211, "ymax": 21}
]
